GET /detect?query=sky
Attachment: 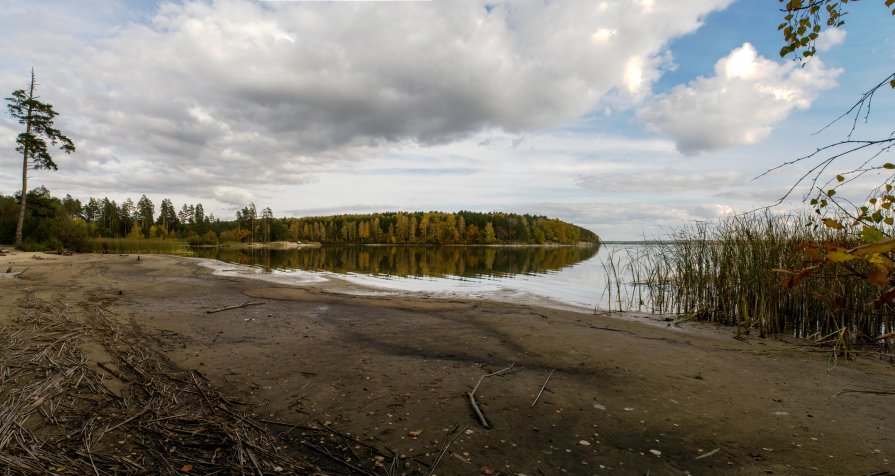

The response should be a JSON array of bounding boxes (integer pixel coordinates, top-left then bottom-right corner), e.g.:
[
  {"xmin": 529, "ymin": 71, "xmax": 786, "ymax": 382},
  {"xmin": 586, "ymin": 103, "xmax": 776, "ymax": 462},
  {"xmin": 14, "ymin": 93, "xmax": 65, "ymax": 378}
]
[{"xmin": 0, "ymin": 0, "xmax": 892, "ymax": 240}]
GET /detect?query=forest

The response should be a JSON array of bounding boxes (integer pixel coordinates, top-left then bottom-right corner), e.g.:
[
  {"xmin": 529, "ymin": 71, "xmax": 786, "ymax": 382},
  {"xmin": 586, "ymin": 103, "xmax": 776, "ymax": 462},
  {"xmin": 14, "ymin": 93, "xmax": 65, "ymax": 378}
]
[{"xmin": 0, "ymin": 188, "xmax": 599, "ymax": 251}]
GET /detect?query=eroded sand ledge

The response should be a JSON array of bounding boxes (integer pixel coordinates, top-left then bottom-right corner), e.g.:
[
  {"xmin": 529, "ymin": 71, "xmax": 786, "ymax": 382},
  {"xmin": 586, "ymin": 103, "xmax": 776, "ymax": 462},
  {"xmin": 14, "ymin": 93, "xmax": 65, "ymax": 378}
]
[{"xmin": 1, "ymin": 251, "xmax": 892, "ymax": 474}]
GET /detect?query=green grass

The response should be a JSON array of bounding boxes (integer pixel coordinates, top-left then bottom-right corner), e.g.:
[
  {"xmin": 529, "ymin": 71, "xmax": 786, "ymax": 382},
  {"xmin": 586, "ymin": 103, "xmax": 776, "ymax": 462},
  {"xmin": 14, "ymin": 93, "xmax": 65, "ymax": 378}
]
[
  {"xmin": 86, "ymin": 238, "xmax": 192, "ymax": 255},
  {"xmin": 604, "ymin": 212, "xmax": 893, "ymax": 356}
]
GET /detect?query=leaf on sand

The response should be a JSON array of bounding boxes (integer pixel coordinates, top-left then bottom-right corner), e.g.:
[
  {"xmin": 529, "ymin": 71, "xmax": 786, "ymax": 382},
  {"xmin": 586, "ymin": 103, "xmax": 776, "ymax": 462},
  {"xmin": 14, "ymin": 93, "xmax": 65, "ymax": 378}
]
[
  {"xmin": 480, "ymin": 465, "xmax": 496, "ymax": 475},
  {"xmin": 408, "ymin": 430, "xmax": 422, "ymax": 438}
]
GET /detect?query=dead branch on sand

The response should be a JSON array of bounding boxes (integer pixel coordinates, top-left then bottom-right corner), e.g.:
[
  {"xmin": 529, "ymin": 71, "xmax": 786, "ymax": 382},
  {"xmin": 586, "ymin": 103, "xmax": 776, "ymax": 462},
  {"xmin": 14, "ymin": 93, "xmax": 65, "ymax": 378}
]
[
  {"xmin": 428, "ymin": 424, "xmax": 468, "ymax": 476},
  {"xmin": 467, "ymin": 363, "xmax": 516, "ymax": 429},
  {"xmin": 206, "ymin": 301, "xmax": 265, "ymax": 314},
  {"xmin": 530, "ymin": 369, "xmax": 555, "ymax": 408}
]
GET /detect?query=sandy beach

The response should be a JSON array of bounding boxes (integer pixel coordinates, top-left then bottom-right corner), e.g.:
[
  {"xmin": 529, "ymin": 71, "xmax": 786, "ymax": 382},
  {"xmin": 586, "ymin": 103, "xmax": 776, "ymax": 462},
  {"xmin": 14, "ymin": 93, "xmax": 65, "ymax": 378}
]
[{"xmin": 1, "ymin": 250, "xmax": 893, "ymax": 475}]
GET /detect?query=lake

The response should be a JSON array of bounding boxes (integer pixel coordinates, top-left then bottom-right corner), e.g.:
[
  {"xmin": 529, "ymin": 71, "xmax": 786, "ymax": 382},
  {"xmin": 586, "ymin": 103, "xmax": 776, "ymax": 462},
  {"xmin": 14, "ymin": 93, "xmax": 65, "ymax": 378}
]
[{"xmin": 191, "ymin": 244, "xmax": 627, "ymax": 311}]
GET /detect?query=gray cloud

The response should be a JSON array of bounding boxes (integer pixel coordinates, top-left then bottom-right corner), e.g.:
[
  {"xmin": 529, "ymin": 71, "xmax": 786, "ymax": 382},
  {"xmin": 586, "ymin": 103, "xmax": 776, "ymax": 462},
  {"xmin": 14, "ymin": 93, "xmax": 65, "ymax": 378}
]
[
  {"xmin": 0, "ymin": 0, "xmax": 731, "ymax": 204},
  {"xmin": 285, "ymin": 204, "xmax": 404, "ymax": 218}
]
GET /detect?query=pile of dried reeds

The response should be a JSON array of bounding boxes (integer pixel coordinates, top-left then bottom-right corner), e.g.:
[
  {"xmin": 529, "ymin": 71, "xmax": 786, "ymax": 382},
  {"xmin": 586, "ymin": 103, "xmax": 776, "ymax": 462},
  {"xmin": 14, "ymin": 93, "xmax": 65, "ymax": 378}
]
[{"xmin": 0, "ymin": 293, "xmax": 327, "ymax": 475}]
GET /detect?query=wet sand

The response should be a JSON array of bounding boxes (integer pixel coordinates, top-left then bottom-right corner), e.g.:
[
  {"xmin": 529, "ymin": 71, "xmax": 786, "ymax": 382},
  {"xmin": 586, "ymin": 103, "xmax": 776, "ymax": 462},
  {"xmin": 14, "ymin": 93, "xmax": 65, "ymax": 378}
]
[{"xmin": 1, "ymin": 251, "xmax": 893, "ymax": 474}]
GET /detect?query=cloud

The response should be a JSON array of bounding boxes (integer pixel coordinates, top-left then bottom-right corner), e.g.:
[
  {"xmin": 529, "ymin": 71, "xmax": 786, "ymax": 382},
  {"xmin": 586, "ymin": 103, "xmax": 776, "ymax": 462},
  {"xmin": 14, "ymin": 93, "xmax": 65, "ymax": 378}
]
[
  {"xmin": 576, "ymin": 170, "xmax": 746, "ymax": 192},
  {"xmin": 637, "ymin": 43, "xmax": 841, "ymax": 155},
  {"xmin": 212, "ymin": 186, "xmax": 256, "ymax": 208},
  {"xmin": 285, "ymin": 204, "xmax": 403, "ymax": 218},
  {"xmin": 815, "ymin": 28, "xmax": 847, "ymax": 52},
  {"xmin": 0, "ymin": 0, "xmax": 732, "ymax": 202},
  {"xmin": 519, "ymin": 201, "xmax": 737, "ymax": 236}
]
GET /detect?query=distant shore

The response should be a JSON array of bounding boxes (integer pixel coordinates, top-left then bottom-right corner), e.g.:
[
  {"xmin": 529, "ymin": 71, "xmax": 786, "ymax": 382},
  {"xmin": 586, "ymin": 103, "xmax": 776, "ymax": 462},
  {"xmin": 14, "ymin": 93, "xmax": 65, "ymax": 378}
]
[{"xmin": 219, "ymin": 241, "xmax": 599, "ymax": 249}]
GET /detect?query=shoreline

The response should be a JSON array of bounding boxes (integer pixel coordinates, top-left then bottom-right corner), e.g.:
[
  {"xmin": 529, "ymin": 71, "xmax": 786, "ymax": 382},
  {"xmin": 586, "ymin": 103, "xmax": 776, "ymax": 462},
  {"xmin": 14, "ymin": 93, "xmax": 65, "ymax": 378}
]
[
  {"xmin": 203, "ymin": 241, "xmax": 599, "ymax": 249},
  {"xmin": 1, "ymin": 250, "xmax": 893, "ymax": 474}
]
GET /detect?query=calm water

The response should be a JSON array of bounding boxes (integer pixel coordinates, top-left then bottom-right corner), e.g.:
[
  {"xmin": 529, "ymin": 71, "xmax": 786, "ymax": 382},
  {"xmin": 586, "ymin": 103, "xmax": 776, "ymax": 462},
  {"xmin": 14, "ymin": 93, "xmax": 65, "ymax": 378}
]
[{"xmin": 193, "ymin": 244, "xmax": 615, "ymax": 310}]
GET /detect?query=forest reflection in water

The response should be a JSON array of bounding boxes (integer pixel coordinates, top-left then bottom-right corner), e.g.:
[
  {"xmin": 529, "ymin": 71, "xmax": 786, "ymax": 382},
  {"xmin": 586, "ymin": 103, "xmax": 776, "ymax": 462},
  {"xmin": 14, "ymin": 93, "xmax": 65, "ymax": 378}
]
[{"xmin": 192, "ymin": 244, "xmax": 600, "ymax": 279}]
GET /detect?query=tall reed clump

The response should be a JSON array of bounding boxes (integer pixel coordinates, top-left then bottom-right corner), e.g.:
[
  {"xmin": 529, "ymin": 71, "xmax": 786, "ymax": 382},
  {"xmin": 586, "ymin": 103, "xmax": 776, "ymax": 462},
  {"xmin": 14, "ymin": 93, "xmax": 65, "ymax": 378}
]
[
  {"xmin": 86, "ymin": 238, "xmax": 191, "ymax": 255},
  {"xmin": 605, "ymin": 212, "xmax": 892, "ymax": 353}
]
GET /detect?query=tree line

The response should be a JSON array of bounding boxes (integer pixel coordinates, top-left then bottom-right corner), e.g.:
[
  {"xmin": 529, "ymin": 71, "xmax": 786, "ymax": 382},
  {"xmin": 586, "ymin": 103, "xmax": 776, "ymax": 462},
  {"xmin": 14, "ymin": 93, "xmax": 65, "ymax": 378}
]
[
  {"xmin": 0, "ymin": 188, "xmax": 599, "ymax": 250},
  {"xmin": 281, "ymin": 211, "xmax": 598, "ymax": 245}
]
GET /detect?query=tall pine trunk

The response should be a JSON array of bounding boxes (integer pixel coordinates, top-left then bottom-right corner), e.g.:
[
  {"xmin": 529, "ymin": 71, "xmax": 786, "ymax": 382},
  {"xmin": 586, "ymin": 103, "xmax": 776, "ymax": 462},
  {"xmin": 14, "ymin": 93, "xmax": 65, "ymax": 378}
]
[{"xmin": 14, "ymin": 76, "xmax": 35, "ymax": 248}]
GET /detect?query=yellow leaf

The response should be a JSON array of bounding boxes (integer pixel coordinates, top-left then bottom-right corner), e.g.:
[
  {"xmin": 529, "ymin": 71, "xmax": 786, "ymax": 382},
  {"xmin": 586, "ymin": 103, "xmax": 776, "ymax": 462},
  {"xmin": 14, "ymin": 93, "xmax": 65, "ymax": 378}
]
[
  {"xmin": 180, "ymin": 464, "xmax": 193, "ymax": 472},
  {"xmin": 822, "ymin": 218, "xmax": 844, "ymax": 230},
  {"xmin": 824, "ymin": 244, "xmax": 856, "ymax": 263},
  {"xmin": 850, "ymin": 237, "xmax": 895, "ymax": 257},
  {"xmin": 868, "ymin": 253, "xmax": 894, "ymax": 272}
]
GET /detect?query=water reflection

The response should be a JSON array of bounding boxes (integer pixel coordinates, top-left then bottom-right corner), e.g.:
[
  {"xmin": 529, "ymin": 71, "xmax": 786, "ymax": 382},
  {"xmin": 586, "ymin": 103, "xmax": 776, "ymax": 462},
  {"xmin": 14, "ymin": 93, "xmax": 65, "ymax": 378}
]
[{"xmin": 192, "ymin": 244, "xmax": 600, "ymax": 278}]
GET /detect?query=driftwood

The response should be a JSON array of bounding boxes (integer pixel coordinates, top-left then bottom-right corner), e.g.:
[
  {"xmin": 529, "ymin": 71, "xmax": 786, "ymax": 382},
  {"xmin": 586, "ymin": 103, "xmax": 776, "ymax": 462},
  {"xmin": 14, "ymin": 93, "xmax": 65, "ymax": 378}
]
[
  {"xmin": 872, "ymin": 332, "xmax": 895, "ymax": 341},
  {"xmin": 835, "ymin": 388, "xmax": 895, "ymax": 397},
  {"xmin": 0, "ymin": 268, "xmax": 27, "ymax": 279},
  {"xmin": 467, "ymin": 363, "xmax": 515, "ymax": 428},
  {"xmin": 530, "ymin": 369, "xmax": 555, "ymax": 408},
  {"xmin": 206, "ymin": 301, "xmax": 265, "ymax": 314},
  {"xmin": 694, "ymin": 448, "xmax": 720, "ymax": 460}
]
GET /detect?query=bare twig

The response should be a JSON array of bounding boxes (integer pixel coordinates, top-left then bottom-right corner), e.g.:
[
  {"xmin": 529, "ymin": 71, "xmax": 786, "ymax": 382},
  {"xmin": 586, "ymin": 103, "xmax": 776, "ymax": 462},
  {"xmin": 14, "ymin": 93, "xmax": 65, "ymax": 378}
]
[
  {"xmin": 428, "ymin": 424, "xmax": 468, "ymax": 476},
  {"xmin": 835, "ymin": 388, "xmax": 895, "ymax": 397},
  {"xmin": 530, "ymin": 369, "xmax": 555, "ymax": 408},
  {"xmin": 206, "ymin": 301, "xmax": 265, "ymax": 314},
  {"xmin": 468, "ymin": 363, "xmax": 516, "ymax": 428}
]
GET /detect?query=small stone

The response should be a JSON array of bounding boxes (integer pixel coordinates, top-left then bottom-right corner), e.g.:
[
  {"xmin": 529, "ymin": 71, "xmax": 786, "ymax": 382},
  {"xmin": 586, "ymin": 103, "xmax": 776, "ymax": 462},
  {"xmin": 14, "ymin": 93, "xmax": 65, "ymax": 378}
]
[
  {"xmin": 649, "ymin": 449, "xmax": 662, "ymax": 457},
  {"xmin": 579, "ymin": 440, "xmax": 591, "ymax": 446}
]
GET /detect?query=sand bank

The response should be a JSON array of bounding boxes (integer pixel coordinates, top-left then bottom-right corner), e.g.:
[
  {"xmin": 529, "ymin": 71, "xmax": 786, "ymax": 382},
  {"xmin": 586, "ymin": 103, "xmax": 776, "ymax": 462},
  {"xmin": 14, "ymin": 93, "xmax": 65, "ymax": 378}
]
[{"xmin": 1, "ymin": 251, "xmax": 892, "ymax": 474}]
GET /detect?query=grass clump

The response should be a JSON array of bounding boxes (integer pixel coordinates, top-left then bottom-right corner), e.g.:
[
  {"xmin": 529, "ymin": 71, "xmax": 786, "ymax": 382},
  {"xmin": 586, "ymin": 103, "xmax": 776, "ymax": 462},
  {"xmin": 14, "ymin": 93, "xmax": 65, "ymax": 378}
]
[{"xmin": 604, "ymin": 212, "xmax": 893, "ymax": 356}]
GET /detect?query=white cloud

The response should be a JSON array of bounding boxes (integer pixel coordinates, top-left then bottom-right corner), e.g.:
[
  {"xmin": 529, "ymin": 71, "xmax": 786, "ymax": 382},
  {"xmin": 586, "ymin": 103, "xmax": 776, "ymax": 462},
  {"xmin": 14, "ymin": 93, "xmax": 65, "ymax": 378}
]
[
  {"xmin": 522, "ymin": 201, "xmax": 737, "ymax": 240},
  {"xmin": 815, "ymin": 28, "xmax": 847, "ymax": 52},
  {"xmin": 577, "ymin": 170, "xmax": 747, "ymax": 192},
  {"xmin": 637, "ymin": 43, "xmax": 841, "ymax": 155}
]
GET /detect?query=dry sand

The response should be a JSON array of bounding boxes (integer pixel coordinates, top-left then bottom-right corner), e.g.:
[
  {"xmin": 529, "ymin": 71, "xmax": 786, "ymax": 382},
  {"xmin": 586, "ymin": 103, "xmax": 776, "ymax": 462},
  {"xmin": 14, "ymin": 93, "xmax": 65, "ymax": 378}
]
[{"xmin": 1, "ymin": 250, "xmax": 893, "ymax": 475}]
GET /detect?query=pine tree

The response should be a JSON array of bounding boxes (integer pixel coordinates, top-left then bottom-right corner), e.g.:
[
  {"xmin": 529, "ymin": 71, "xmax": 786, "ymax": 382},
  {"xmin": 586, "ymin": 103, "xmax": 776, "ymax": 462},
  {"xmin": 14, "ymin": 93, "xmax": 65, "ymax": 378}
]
[{"xmin": 5, "ymin": 71, "xmax": 75, "ymax": 247}]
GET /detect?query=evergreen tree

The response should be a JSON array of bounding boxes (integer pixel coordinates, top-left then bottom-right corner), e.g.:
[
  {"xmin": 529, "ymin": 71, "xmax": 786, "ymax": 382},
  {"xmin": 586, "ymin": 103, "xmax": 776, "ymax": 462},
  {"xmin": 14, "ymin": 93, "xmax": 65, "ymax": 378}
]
[
  {"xmin": 136, "ymin": 195, "xmax": 154, "ymax": 238},
  {"xmin": 5, "ymin": 71, "xmax": 75, "ymax": 247}
]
